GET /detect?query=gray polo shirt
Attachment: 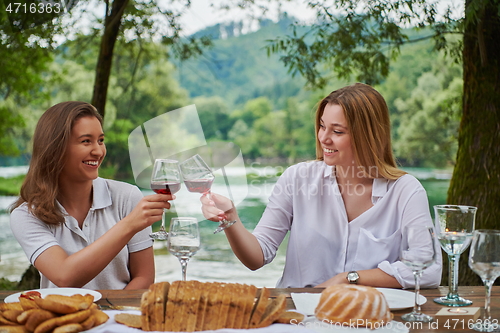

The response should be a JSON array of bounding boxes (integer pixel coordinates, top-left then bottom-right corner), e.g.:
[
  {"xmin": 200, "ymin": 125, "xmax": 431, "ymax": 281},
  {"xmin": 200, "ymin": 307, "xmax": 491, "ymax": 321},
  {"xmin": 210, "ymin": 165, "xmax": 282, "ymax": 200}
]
[{"xmin": 10, "ymin": 177, "xmax": 153, "ymax": 289}]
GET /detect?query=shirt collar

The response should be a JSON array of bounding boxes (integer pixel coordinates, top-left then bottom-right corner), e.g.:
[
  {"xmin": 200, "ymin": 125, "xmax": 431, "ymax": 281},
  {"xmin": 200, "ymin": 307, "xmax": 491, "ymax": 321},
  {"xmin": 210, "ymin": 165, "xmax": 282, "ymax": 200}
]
[
  {"xmin": 91, "ymin": 177, "xmax": 112, "ymax": 210},
  {"xmin": 372, "ymin": 177, "xmax": 389, "ymax": 198},
  {"xmin": 324, "ymin": 164, "xmax": 334, "ymax": 178},
  {"xmin": 326, "ymin": 164, "xmax": 389, "ymax": 199}
]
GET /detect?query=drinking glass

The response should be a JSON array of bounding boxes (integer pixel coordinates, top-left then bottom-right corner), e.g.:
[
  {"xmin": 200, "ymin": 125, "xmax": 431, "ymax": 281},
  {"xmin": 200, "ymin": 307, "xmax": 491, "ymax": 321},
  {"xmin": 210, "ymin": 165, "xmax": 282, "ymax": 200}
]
[
  {"xmin": 468, "ymin": 229, "xmax": 500, "ymax": 332},
  {"xmin": 179, "ymin": 154, "xmax": 236, "ymax": 234},
  {"xmin": 400, "ymin": 225, "xmax": 438, "ymax": 322},
  {"xmin": 168, "ymin": 217, "xmax": 201, "ymax": 281},
  {"xmin": 149, "ymin": 159, "xmax": 181, "ymax": 240},
  {"xmin": 433, "ymin": 205, "xmax": 477, "ymax": 306}
]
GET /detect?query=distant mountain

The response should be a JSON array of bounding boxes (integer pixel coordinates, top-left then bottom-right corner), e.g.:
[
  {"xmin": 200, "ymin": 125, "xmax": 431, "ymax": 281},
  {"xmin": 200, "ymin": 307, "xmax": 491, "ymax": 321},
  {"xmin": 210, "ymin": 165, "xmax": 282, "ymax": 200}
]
[{"xmin": 173, "ymin": 15, "xmax": 308, "ymax": 109}]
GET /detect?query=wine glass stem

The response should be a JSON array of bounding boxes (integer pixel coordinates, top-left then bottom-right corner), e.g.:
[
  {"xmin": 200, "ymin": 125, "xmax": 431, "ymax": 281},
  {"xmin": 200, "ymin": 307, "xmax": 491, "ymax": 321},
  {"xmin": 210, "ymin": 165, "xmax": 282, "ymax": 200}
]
[
  {"xmin": 447, "ymin": 254, "xmax": 460, "ymax": 299},
  {"xmin": 412, "ymin": 270, "xmax": 423, "ymax": 315},
  {"xmin": 483, "ymin": 279, "xmax": 494, "ymax": 321},
  {"xmin": 179, "ymin": 258, "xmax": 189, "ymax": 281},
  {"xmin": 159, "ymin": 209, "xmax": 167, "ymax": 231}
]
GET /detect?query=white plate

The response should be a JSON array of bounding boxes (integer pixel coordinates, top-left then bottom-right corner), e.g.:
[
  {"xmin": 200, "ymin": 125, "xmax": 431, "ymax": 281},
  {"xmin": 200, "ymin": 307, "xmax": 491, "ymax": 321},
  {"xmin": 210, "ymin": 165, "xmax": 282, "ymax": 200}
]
[
  {"xmin": 376, "ymin": 288, "xmax": 426, "ymax": 311},
  {"xmin": 4, "ymin": 287, "xmax": 102, "ymax": 303},
  {"xmin": 302, "ymin": 317, "xmax": 409, "ymax": 333},
  {"xmin": 291, "ymin": 289, "xmax": 426, "ymax": 315}
]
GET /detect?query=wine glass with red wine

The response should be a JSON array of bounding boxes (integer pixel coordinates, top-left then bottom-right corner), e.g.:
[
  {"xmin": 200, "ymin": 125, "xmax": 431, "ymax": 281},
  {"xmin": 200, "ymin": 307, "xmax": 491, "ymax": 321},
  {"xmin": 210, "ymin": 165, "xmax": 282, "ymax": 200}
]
[
  {"xmin": 149, "ymin": 159, "xmax": 181, "ymax": 240},
  {"xmin": 179, "ymin": 154, "xmax": 236, "ymax": 234}
]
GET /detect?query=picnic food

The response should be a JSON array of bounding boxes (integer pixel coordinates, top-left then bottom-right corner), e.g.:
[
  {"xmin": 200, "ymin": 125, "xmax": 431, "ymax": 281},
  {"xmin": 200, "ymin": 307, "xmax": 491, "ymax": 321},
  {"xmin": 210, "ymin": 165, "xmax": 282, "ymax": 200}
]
[
  {"xmin": 315, "ymin": 284, "xmax": 393, "ymax": 326},
  {"xmin": 0, "ymin": 293, "xmax": 107, "ymax": 333},
  {"xmin": 274, "ymin": 310, "xmax": 305, "ymax": 324},
  {"xmin": 116, "ymin": 280, "xmax": 295, "ymax": 332}
]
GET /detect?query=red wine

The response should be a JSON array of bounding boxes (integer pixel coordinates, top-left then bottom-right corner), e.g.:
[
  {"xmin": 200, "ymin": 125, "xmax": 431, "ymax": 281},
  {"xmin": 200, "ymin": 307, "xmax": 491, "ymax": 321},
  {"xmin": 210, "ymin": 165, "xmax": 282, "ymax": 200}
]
[
  {"xmin": 184, "ymin": 179, "xmax": 213, "ymax": 193},
  {"xmin": 151, "ymin": 181, "xmax": 181, "ymax": 194}
]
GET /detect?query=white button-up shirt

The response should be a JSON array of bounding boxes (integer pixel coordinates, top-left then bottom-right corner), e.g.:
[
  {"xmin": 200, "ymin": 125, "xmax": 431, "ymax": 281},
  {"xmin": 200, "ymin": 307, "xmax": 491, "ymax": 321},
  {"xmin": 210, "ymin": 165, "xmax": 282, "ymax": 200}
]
[
  {"xmin": 253, "ymin": 161, "xmax": 442, "ymax": 288},
  {"xmin": 10, "ymin": 178, "xmax": 153, "ymax": 289}
]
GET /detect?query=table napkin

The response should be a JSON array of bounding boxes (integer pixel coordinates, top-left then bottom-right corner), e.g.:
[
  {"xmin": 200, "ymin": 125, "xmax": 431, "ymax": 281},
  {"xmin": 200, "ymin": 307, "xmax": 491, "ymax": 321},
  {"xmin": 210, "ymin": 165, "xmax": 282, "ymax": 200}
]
[
  {"xmin": 86, "ymin": 310, "xmax": 318, "ymax": 333},
  {"xmin": 290, "ymin": 293, "xmax": 321, "ymax": 316}
]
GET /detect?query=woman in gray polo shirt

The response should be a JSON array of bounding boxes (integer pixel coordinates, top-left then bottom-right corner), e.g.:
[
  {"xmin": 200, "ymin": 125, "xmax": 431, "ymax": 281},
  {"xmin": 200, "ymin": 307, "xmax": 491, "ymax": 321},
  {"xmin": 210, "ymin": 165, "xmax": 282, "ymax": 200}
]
[{"xmin": 10, "ymin": 101, "xmax": 173, "ymax": 290}]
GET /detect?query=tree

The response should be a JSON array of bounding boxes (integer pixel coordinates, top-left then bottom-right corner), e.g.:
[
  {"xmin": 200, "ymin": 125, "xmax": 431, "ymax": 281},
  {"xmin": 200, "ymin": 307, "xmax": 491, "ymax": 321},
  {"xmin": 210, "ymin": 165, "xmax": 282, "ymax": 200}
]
[
  {"xmin": 1, "ymin": 0, "xmax": 212, "ymax": 121},
  {"xmin": 88, "ymin": 0, "xmax": 212, "ymax": 118},
  {"xmin": 264, "ymin": 0, "xmax": 499, "ymax": 285},
  {"xmin": 394, "ymin": 66, "xmax": 462, "ymax": 167},
  {"xmin": 0, "ymin": 0, "xmax": 66, "ymax": 156}
]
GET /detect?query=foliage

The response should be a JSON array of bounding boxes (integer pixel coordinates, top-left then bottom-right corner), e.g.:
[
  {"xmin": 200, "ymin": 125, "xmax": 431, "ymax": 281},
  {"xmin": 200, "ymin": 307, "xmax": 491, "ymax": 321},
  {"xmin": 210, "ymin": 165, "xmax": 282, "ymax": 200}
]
[
  {"xmin": 0, "ymin": 16, "xmax": 466, "ymax": 171},
  {"xmin": 0, "ymin": 277, "xmax": 17, "ymax": 290},
  {"xmin": 265, "ymin": 0, "xmax": 463, "ymax": 88},
  {"xmin": 193, "ymin": 96, "xmax": 233, "ymax": 141},
  {"xmin": 0, "ymin": 0, "xmax": 68, "ymax": 155},
  {"xmin": 173, "ymin": 15, "xmax": 307, "ymax": 109},
  {"xmin": 0, "ymin": 175, "xmax": 24, "ymax": 196},
  {"xmin": 393, "ymin": 61, "xmax": 462, "ymax": 167}
]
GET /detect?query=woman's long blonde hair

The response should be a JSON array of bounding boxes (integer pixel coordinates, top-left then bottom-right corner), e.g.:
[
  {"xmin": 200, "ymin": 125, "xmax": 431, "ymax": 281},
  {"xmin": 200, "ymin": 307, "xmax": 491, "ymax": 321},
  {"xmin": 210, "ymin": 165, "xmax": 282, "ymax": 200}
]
[
  {"xmin": 11, "ymin": 102, "xmax": 103, "ymax": 224},
  {"xmin": 315, "ymin": 83, "xmax": 406, "ymax": 180}
]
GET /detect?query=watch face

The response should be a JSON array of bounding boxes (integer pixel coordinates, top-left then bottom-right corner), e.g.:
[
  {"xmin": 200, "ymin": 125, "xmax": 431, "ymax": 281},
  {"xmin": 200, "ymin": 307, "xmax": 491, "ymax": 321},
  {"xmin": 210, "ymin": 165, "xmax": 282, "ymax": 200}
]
[{"xmin": 348, "ymin": 272, "xmax": 359, "ymax": 282}]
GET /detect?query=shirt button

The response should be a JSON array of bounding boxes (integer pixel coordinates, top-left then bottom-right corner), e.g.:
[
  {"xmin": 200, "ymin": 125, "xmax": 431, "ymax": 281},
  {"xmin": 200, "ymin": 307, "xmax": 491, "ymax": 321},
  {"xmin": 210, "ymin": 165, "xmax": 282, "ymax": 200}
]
[{"xmin": 85, "ymin": 224, "xmax": 88, "ymax": 227}]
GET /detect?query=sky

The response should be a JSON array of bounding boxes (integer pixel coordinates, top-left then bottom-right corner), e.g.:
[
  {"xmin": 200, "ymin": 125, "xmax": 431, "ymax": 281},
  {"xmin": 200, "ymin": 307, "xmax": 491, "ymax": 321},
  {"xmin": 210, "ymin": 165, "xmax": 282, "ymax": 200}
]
[
  {"xmin": 176, "ymin": 0, "xmax": 463, "ymax": 35},
  {"xmin": 177, "ymin": 0, "xmax": 317, "ymax": 35}
]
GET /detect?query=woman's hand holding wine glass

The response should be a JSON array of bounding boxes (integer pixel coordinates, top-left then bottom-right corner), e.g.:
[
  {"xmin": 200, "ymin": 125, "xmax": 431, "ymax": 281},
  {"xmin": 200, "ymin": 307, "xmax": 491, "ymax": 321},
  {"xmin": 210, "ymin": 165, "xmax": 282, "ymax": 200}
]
[
  {"xmin": 124, "ymin": 194, "xmax": 173, "ymax": 232},
  {"xmin": 180, "ymin": 154, "xmax": 236, "ymax": 234},
  {"xmin": 149, "ymin": 159, "xmax": 181, "ymax": 240}
]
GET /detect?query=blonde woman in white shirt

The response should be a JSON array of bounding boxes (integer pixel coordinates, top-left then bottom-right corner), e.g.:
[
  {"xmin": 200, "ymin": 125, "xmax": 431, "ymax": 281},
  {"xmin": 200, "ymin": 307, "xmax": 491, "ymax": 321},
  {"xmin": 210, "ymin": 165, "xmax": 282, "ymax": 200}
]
[{"xmin": 201, "ymin": 83, "xmax": 442, "ymax": 288}]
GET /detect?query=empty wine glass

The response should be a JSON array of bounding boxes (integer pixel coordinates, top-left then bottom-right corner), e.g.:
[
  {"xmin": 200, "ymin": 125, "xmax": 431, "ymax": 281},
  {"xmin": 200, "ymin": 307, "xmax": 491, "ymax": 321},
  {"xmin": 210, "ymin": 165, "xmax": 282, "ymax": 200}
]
[
  {"xmin": 433, "ymin": 205, "xmax": 477, "ymax": 306},
  {"xmin": 149, "ymin": 159, "xmax": 181, "ymax": 240},
  {"xmin": 468, "ymin": 229, "xmax": 500, "ymax": 332},
  {"xmin": 168, "ymin": 217, "xmax": 201, "ymax": 281},
  {"xmin": 179, "ymin": 154, "xmax": 236, "ymax": 234},
  {"xmin": 400, "ymin": 225, "xmax": 438, "ymax": 322}
]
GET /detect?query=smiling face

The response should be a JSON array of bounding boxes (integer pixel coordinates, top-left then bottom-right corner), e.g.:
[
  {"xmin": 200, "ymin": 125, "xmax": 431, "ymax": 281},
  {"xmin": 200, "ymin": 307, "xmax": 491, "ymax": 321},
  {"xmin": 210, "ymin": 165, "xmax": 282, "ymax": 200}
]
[
  {"xmin": 59, "ymin": 116, "xmax": 106, "ymax": 184},
  {"xmin": 317, "ymin": 103, "xmax": 354, "ymax": 167}
]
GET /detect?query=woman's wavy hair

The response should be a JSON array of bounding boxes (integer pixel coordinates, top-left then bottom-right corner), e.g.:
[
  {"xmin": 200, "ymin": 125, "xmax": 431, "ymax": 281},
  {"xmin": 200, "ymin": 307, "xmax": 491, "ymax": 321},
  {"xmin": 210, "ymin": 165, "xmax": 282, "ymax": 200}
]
[
  {"xmin": 11, "ymin": 101, "xmax": 103, "ymax": 224},
  {"xmin": 315, "ymin": 83, "xmax": 406, "ymax": 180}
]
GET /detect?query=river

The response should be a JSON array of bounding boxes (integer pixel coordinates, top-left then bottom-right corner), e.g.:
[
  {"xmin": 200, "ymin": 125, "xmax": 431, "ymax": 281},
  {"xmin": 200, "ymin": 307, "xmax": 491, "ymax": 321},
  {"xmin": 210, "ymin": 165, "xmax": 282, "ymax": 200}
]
[{"xmin": 0, "ymin": 165, "xmax": 449, "ymax": 288}]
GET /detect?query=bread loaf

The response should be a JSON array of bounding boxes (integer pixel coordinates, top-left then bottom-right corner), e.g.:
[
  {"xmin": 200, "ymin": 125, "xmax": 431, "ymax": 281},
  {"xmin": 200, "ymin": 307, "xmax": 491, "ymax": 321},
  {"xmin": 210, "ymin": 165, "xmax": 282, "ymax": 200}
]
[
  {"xmin": 127, "ymin": 280, "xmax": 291, "ymax": 332},
  {"xmin": 315, "ymin": 284, "xmax": 393, "ymax": 327}
]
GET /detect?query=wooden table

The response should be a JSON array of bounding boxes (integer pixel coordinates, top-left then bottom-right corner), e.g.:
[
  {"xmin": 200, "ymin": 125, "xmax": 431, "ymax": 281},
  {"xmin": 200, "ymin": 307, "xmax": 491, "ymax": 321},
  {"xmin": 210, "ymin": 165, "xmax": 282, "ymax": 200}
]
[{"xmin": 1, "ymin": 286, "xmax": 499, "ymax": 332}]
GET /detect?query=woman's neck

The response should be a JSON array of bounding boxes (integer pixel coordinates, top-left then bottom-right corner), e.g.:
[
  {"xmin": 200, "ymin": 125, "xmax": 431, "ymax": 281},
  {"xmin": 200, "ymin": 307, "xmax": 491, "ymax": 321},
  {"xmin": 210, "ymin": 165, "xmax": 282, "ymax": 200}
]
[
  {"xmin": 334, "ymin": 165, "xmax": 373, "ymax": 185},
  {"xmin": 57, "ymin": 179, "xmax": 93, "ymax": 212}
]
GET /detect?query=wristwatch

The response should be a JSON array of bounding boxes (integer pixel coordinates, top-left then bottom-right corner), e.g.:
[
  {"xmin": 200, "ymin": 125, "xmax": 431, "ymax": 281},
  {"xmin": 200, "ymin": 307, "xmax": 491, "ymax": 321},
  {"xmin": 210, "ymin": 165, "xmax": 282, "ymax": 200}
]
[{"xmin": 346, "ymin": 271, "xmax": 360, "ymax": 284}]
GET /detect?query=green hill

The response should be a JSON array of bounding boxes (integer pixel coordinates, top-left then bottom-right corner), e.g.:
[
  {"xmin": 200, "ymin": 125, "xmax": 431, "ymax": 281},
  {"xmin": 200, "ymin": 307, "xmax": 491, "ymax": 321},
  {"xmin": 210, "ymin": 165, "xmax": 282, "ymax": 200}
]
[{"xmin": 174, "ymin": 15, "xmax": 309, "ymax": 109}]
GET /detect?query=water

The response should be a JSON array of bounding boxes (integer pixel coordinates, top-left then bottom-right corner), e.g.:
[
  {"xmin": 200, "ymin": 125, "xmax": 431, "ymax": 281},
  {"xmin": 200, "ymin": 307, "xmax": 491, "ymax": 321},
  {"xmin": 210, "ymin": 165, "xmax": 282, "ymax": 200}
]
[
  {"xmin": 438, "ymin": 232, "xmax": 473, "ymax": 255},
  {"xmin": 168, "ymin": 236, "xmax": 201, "ymax": 258},
  {"xmin": 0, "ymin": 165, "xmax": 449, "ymax": 288}
]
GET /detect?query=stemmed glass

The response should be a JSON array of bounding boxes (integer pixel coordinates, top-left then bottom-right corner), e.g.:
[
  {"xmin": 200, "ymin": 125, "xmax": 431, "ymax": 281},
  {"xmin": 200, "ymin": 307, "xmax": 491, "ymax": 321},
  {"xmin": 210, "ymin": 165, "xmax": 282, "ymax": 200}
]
[
  {"xmin": 468, "ymin": 229, "xmax": 500, "ymax": 332},
  {"xmin": 149, "ymin": 159, "xmax": 181, "ymax": 240},
  {"xmin": 433, "ymin": 205, "xmax": 477, "ymax": 306},
  {"xmin": 168, "ymin": 217, "xmax": 201, "ymax": 281},
  {"xmin": 179, "ymin": 154, "xmax": 236, "ymax": 234},
  {"xmin": 400, "ymin": 225, "xmax": 438, "ymax": 322}
]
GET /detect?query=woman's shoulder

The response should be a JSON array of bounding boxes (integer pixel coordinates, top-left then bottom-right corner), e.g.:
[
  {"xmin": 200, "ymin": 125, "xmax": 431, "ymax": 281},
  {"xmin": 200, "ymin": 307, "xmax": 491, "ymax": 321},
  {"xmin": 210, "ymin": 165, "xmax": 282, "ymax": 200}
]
[
  {"xmin": 95, "ymin": 178, "xmax": 142, "ymax": 196},
  {"xmin": 391, "ymin": 173, "xmax": 426, "ymax": 192},
  {"xmin": 10, "ymin": 201, "xmax": 29, "ymax": 216}
]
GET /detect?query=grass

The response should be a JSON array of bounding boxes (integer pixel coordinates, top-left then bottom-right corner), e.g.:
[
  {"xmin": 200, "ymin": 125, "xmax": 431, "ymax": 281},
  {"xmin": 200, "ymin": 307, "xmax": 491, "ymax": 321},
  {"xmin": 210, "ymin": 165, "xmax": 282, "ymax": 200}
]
[
  {"xmin": 0, "ymin": 278, "xmax": 18, "ymax": 290},
  {"xmin": 0, "ymin": 175, "xmax": 24, "ymax": 196}
]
